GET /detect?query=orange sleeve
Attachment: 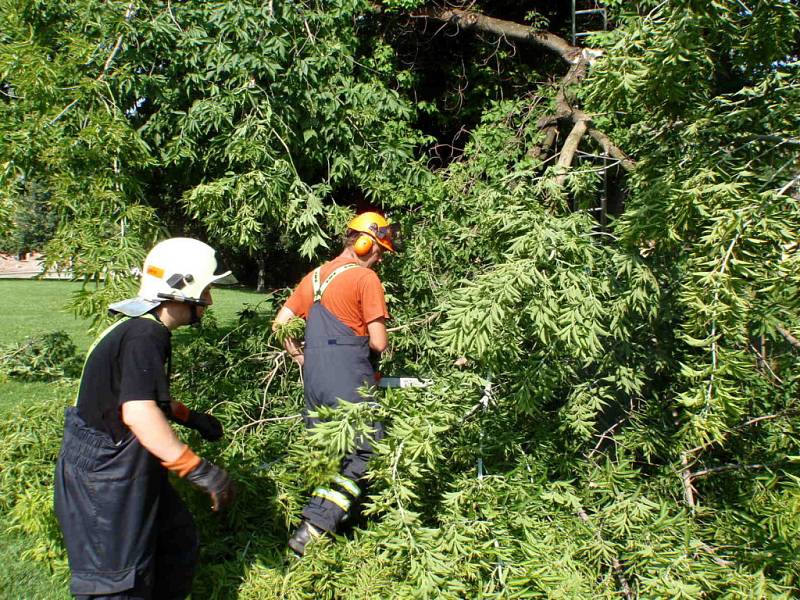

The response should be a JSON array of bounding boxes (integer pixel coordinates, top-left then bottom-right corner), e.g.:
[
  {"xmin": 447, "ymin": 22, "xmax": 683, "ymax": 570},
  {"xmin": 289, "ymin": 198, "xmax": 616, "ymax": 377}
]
[
  {"xmin": 359, "ymin": 270, "xmax": 389, "ymax": 324},
  {"xmin": 284, "ymin": 273, "xmax": 314, "ymax": 319}
]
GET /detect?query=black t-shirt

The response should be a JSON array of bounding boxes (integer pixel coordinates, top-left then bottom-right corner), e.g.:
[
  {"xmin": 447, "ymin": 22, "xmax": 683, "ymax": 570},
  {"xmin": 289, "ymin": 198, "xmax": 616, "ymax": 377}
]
[{"xmin": 76, "ymin": 315, "xmax": 172, "ymax": 442}]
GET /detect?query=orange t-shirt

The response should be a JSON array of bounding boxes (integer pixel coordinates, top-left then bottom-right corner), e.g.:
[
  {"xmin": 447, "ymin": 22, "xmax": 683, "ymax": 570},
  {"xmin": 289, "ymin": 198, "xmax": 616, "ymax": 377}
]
[{"xmin": 284, "ymin": 256, "xmax": 389, "ymax": 336}]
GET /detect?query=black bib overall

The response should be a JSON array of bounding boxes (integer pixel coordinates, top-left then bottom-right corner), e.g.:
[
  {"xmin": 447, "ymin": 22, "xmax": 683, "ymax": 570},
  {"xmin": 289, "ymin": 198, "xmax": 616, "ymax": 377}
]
[{"xmin": 54, "ymin": 317, "xmax": 198, "ymax": 599}]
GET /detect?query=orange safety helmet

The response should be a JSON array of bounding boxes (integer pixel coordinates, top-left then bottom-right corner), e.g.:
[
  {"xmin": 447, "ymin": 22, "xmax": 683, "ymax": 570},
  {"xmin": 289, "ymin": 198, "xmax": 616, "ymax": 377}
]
[{"xmin": 347, "ymin": 212, "xmax": 400, "ymax": 255}]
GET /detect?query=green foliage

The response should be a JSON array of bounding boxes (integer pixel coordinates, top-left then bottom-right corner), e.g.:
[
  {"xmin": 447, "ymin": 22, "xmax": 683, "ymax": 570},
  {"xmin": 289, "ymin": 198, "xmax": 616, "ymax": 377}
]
[
  {"xmin": 0, "ymin": 331, "xmax": 82, "ymax": 382},
  {"xmin": 378, "ymin": 0, "xmax": 427, "ymax": 12},
  {"xmin": 0, "ymin": 383, "xmax": 72, "ymax": 577},
  {"xmin": 272, "ymin": 316, "xmax": 306, "ymax": 347},
  {"xmin": 0, "ymin": 0, "xmax": 160, "ymax": 283},
  {"xmin": 585, "ymin": 2, "xmax": 800, "ymax": 448},
  {"xmin": 1, "ymin": 0, "xmax": 426, "ymax": 308},
  {"xmin": 0, "ymin": 183, "xmax": 58, "ymax": 255},
  {"xmin": 125, "ymin": 0, "xmax": 426, "ymax": 261},
  {"xmin": 1, "ymin": 1, "xmax": 800, "ymax": 598}
]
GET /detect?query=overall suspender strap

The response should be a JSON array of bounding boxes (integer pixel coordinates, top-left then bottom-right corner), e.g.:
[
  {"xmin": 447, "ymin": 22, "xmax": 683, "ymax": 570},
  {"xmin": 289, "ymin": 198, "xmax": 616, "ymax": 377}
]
[
  {"xmin": 74, "ymin": 318, "xmax": 129, "ymax": 406},
  {"xmin": 312, "ymin": 263, "xmax": 360, "ymax": 302}
]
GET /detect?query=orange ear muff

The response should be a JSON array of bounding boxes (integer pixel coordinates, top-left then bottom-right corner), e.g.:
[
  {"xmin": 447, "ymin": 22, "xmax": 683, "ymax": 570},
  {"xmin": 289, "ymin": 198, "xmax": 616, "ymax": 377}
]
[{"xmin": 353, "ymin": 234, "xmax": 374, "ymax": 256}]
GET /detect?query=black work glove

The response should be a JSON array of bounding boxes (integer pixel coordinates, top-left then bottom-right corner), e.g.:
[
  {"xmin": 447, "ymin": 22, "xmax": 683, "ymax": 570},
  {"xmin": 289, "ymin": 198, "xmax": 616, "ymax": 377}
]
[
  {"xmin": 185, "ymin": 411, "xmax": 224, "ymax": 442},
  {"xmin": 186, "ymin": 459, "xmax": 235, "ymax": 512},
  {"xmin": 369, "ymin": 349, "xmax": 382, "ymax": 372}
]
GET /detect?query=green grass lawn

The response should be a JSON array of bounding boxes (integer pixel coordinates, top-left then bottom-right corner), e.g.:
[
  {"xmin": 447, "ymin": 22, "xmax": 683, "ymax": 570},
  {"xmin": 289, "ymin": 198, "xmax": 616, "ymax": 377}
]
[
  {"xmin": 0, "ymin": 281, "xmax": 266, "ymax": 414},
  {"xmin": 0, "ymin": 281, "xmax": 91, "ymax": 348},
  {"xmin": 0, "ymin": 280, "xmax": 265, "ymax": 599},
  {"xmin": 0, "ymin": 280, "xmax": 266, "ymax": 349},
  {"xmin": 0, "ymin": 527, "xmax": 70, "ymax": 600}
]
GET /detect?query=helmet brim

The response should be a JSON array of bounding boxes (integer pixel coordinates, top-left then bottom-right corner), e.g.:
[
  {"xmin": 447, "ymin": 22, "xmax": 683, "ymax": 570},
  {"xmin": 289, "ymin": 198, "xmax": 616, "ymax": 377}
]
[
  {"xmin": 376, "ymin": 238, "xmax": 395, "ymax": 253},
  {"xmin": 379, "ymin": 223, "xmax": 401, "ymax": 253},
  {"xmin": 208, "ymin": 270, "xmax": 236, "ymax": 285}
]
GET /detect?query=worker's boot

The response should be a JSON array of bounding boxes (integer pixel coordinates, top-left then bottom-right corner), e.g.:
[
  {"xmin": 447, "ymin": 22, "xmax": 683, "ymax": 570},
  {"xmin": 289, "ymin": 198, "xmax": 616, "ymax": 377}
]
[{"xmin": 288, "ymin": 520, "xmax": 323, "ymax": 556}]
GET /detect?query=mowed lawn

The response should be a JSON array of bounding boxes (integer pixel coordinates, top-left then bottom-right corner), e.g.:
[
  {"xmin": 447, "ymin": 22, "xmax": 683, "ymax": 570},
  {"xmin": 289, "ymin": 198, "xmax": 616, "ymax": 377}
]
[
  {"xmin": 0, "ymin": 279, "xmax": 265, "ymax": 347},
  {"xmin": 0, "ymin": 280, "xmax": 93, "ymax": 347},
  {"xmin": 0, "ymin": 280, "xmax": 264, "ymax": 599},
  {"xmin": 0, "ymin": 280, "xmax": 265, "ymax": 412}
]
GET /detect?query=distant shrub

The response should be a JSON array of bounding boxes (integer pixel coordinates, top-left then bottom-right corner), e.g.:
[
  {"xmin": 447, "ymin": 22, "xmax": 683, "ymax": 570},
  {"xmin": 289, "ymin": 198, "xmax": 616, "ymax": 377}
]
[{"xmin": 0, "ymin": 331, "xmax": 82, "ymax": 382}]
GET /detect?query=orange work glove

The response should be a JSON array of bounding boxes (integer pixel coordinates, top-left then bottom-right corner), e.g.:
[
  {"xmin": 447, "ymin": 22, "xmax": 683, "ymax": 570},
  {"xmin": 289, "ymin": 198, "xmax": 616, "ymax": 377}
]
[{"xmin": 162, "ymin": 446, "xmax": 235, "ymax": 511}]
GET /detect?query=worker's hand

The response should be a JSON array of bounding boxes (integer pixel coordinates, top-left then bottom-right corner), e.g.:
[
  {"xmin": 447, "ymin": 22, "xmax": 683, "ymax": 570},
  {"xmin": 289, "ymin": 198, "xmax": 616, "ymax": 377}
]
[
  {"xmin": 186, "ymin": 459, "xmax": 235, "ymax": 512},
  {"xmin": 185, "ymin": 411, "xmax": 224, "ymax": 442}
]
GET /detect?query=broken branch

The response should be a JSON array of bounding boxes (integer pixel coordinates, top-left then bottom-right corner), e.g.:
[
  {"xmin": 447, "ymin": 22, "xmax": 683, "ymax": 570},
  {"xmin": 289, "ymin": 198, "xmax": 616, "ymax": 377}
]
[{"xmin": 417, "ymin": 7, "xmax": 586, "ymax": 64}]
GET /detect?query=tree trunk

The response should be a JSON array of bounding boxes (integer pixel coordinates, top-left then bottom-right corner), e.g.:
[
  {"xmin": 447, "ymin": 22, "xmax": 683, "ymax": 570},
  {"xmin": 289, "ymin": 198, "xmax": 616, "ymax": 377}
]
[{"xmin": 256, "ymin": 256, "xmax": 267, "ymax": 293}]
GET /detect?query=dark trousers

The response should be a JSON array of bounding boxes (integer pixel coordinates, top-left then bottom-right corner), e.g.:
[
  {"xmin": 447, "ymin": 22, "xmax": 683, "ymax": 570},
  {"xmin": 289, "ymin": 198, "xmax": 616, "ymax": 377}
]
[
  {"xmin": 301, "ymin": 418, "xmax": 384, "ymax": 532},
  {"xmin": 300, "ymin": 301, "xmax": 383, "ymax": 532},
  {"xmin": 73, "ymin": 482, "xmax": 198, "ymax": 600}
]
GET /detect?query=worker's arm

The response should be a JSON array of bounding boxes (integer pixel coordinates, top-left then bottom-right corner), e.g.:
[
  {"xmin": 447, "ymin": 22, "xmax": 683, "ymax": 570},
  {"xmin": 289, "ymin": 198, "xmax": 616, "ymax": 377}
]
[
  {"xmin": 273, "ymin": 305, "xmax": 304, "ymax": 366},
  {"xmin": 366, "ymin": 317, "xmax": 388, "ymax": 354},
  {"xmin": 122, "ymin": 400, "xmax": 186, "ymax": 462},
  {"xmin": 122, "ymin": 400, "xmax": 235, "ymax": 511}
]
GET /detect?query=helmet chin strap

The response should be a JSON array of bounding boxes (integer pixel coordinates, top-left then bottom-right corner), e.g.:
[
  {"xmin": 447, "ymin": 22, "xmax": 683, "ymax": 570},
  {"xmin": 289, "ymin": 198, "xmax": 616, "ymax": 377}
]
[
  {"xmin": 188, "ymin": 303, "xmax": 202, "ymax": 327},
  {"xmin": 156, "ymin": 293, "xmax": 205, "ymax": 327}
]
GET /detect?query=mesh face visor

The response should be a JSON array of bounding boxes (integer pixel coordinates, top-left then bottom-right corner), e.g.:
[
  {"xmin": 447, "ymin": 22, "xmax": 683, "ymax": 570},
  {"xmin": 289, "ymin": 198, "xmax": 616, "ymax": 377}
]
[{"xmin": 370, "ymin": 222, "xmax": 402, "ymax": 252}]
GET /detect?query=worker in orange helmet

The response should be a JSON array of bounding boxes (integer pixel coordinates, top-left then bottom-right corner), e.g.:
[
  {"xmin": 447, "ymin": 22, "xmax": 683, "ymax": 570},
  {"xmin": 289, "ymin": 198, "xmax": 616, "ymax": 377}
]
[{"xmin": 273, "ymin": 211, "xmax": 400, "ymax": 555}]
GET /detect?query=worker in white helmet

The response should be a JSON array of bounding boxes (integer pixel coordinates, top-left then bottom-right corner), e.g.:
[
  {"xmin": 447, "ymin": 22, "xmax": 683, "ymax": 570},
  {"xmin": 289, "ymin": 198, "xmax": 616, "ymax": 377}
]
[{"xmin": 54, "ymin": 238, "xmax": 235, "ymax": 600}]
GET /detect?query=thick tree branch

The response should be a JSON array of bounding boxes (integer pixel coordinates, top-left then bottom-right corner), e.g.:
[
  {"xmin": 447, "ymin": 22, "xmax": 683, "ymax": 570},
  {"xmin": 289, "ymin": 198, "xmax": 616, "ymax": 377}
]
[
  {"xmin": 586, "ymin": 126, "xmax": 635, "ymax": 171},
  {"xmin": 554, "ymin": 62, "xmax": 584, "ymax": 115},
  {"xmin": 555, "ymin": 117, "xmax": 590, "ymax": 186},
  {"xmin": 528, "ymin": 124, "xmax": 558, "ymax": 160},
  {"xmin": 777, "ymin": 325, "xmax": 800, "ymax": 350},
  {"xmin": 416, "ymin": 7, "xmax": 590, "ymax": 64},
  {"xmin": 412, "ymin": 5, "xmax": 632, "ymax": 180}
]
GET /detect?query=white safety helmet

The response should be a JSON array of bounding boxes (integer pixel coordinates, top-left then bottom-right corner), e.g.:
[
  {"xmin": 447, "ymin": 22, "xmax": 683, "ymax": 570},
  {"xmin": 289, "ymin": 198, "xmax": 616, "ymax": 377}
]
[{"xmin": 109, "ymin": 238, "xmax": 232, "ymax": 317}]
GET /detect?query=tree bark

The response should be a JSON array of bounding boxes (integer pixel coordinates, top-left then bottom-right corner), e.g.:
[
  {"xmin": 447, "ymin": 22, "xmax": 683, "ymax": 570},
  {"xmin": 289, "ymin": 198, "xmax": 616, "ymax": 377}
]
[
  {"xmin": 680, "ymin": 452, "xmax": 696, "ymax": 509},
  {"xmin": 555, "ymin": 117, "xmax": 589, "ymax": 186},
  {"xmin": 416, "ymin": 7, "xmax": 583, "ymax": 64},
  {"xmin": 256, "ymin": 256, "xmax": 267, "ymax": 293},
  {"xmin": 587, "ymin": 126, "xmax": 635, "ymax": 171},
  {"xmin": 777, "ymin": 325, "xmax": 800, "ymax": 350},
  {"xmin": 528, "ymin": 125, "xmax": 558, "ymax": 160}
]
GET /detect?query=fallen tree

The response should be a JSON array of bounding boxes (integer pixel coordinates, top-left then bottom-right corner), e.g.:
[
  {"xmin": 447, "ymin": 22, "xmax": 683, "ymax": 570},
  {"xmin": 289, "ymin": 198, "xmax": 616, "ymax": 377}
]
[{"xmin": 1, "ymin": 0, "xmax": 799, "ymax": 597}]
